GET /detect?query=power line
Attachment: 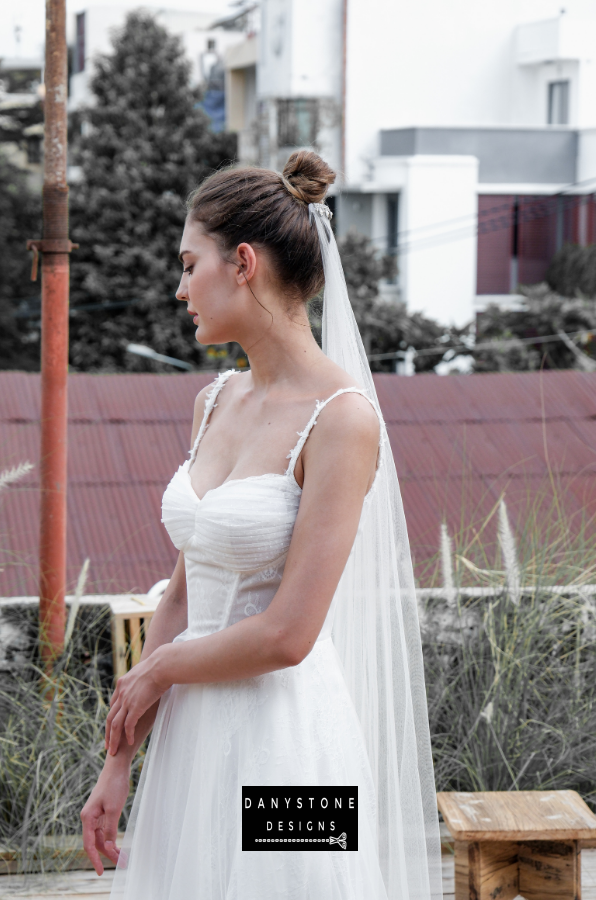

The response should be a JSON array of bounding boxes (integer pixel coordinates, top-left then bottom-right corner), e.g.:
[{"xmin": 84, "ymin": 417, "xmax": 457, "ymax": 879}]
[
  {"xmin": 354, "ymin": 174, "xmax": 596, "ymax": 255},
  {"xmin": 367, "ymin": 329, "xmax": 595, "ymax": 362}
]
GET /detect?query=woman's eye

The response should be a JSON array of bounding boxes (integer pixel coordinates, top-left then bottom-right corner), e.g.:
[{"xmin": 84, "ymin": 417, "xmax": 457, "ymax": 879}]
[{"xmin": 183, "ymin": 266, "xmax": 193, "ymax": 274}]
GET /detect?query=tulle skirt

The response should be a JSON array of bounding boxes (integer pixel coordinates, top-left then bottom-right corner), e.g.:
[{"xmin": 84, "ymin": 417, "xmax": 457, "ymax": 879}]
[{"xmin": 109, "ymin": 637, "xmax": 389, "ymax": 899}]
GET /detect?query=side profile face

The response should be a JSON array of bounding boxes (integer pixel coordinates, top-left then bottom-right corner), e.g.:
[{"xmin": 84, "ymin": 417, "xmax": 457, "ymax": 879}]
[{"xmin": 176, "ymin": 219, "xmax": 244, "ymax": 346}]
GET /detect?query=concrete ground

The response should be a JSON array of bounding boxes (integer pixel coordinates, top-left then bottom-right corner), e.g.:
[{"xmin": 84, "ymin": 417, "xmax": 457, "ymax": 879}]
[{"xmin": 0, "ymin": 850, "xmax": 594, "ymax": 899}]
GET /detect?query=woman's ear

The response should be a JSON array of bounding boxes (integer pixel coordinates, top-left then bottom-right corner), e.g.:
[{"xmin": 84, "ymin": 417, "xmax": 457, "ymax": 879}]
[{"xmin": 235, "ymin": 243, "xmax": 258, "ymax": 284}]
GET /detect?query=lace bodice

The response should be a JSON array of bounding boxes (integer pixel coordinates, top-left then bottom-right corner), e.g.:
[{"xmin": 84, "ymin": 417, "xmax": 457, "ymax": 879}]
[{"xmin": 161, "ymin": 369, "xmax": 381, "ymax": 641}]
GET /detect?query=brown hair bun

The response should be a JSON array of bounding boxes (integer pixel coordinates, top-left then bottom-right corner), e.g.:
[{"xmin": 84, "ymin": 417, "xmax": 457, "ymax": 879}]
[
  {"xmin": 282, "ymin": 150, "xmax": 336, "ymax": 205},
  {"xmin": 187, "ymin": 152, "xmax": 337, "ymax": 303}
]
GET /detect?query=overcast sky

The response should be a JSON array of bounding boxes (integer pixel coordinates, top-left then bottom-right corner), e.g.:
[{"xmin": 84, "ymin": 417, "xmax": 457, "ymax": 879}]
[{"xmin": 1, "ymin": 0, "xmax": 236, "ymax": 61}]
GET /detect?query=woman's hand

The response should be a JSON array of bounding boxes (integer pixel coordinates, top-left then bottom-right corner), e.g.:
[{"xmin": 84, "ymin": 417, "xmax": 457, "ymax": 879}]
[
  {"xmin": 105, "ymin": 649, "xmax": 170, "ymax": 756},
  {"xmin": 81, "ymin": 756, "xmax": 131, "ymax": 876}
]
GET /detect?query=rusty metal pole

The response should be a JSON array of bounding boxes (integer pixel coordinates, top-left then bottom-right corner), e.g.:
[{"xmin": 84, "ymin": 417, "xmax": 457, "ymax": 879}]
[{"xmin": 28, "ymin": 0, "xmax": 77, "ymax": 671}]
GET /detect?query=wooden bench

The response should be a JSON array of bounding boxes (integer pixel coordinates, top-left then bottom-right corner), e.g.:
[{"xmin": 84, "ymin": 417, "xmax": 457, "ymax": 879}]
[{"xmin": 438, "ymin": 790, "xmax": 596, "ymax": 900}]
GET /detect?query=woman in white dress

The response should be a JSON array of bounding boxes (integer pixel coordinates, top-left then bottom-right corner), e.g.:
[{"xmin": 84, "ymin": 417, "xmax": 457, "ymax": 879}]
[{"xmin": 81, "ymin": 151, "xmax": 443, "ymax": 900}]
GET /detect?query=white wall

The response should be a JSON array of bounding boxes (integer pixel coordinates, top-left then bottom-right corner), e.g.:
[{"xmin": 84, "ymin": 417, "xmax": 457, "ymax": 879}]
[
  {"xmin": 578, "ymin": 128, "xmax": 596, "ymax": 183},
  {"xmin": 365, "ymin": 155, "xmax": 479, "ymax": 326},
  {"xmin": 258, "ymin": 0, "xmax": 342, "ymax": 100},
  {"xmin": 513, "ymin": 60, "xmax": 581, "ymax": 126},
  {"xmin": 289, "ymin": 0, "xmax": 342, "ymax": 98}
]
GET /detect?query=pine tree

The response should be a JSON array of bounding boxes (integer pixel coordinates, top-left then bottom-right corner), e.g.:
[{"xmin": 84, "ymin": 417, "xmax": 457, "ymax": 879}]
[
  {"xmin": 69, "ymin": 12, "xmax": 237, "ymax": 372},
  {"xmin": 0, "ymin": 155, "xmax": 42, "ymax": 371}
]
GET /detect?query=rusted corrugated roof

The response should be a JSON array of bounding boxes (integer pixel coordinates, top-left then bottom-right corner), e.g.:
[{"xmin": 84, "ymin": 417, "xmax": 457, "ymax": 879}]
[{"xmin": 1, "ymin": 371, "xmax": 595, "ymax": 594}]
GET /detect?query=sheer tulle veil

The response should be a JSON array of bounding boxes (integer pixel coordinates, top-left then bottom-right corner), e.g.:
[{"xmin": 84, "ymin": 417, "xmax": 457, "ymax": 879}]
[{"xmin": 309, "ymin": 203, "xmax": 443, "ymax": 900}]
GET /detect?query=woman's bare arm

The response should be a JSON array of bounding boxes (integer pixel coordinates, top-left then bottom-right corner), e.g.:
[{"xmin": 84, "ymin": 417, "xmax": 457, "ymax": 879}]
[
  {"xmin": 81, "ymin": 386, "xmax": 209, "ymax": 874},
  {"xmin": 104, "ymin": 392, "xmax": 380, "ymax": 754},
  {"xmin": 100, "ymin": 381, "xmax": 213, "ymax": 756}
]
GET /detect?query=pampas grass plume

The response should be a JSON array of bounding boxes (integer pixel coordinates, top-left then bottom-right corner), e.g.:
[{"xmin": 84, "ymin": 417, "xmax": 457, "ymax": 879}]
[
  {"xmin": 440, "ymin": 521, "xmax": 456, "ymax": 606},
  {"xmin": 498, "ymin": 498, "xmax": 521, "ymax": 604},
  {"xmin": 0, "ymin": 462, "xmax": 34, "ymax": 493}
]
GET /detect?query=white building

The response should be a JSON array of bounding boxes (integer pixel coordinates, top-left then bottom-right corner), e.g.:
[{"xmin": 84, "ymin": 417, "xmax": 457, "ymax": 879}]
[{"xmin": 227, "ymin": 0, "xmax": 596, "ymax": 326}]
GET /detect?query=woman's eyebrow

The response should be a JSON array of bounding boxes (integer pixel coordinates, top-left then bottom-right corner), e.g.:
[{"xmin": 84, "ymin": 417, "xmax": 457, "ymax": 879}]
[{"xmin": 178, "ymin": 250, "xmax": 189, "ymax": 263}]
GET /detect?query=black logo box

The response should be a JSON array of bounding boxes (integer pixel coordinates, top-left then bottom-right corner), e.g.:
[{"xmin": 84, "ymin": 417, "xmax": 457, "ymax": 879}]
[{"xmin": 242, "ymin": 786, "xmax": 358, "ymax": 851}]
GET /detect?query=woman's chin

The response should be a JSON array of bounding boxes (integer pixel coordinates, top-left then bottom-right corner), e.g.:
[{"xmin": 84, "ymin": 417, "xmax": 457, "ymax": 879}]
[{"xmin": 195, "ymin": 328, "xmax": 228, "ymax": 347}]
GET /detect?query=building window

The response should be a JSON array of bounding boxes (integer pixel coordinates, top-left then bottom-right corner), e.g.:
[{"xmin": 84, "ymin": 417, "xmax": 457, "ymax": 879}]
[
  {"xmin": 75, "ymin": 13, "xmax": 85, "ymax": 74},
  {"xmin": 548, "ymin": 80, "xmax": 569, "ymax": 125},
  {"xmin": 277, "ymin": 98, "xmax": 318, "ymax": 147},
  {"xmin": 474, "ymin": 194, "xmax": 593, "ymax": 294},
  {"xmin": 386, "ymin": 194, "xmax": 399, "ymax": 284}
]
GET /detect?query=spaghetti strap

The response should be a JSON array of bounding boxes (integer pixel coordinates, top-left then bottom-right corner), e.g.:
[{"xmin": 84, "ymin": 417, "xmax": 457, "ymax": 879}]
[
  {"xmin": 285, "ymin": 387, "xmax": 385, "ymax": 479},
  {"xmin": 189, "ymin": 369, "xmax": 237, "ymax": 466}
]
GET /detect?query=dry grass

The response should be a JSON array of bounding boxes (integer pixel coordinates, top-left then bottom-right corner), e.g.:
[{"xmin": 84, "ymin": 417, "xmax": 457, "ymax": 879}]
[
  {"xmin": 0, "ymin": 604, "xmax": 146, "ymax": 874},
  {"xmin": 423, "ymin": 487, "xmax": 596, "ymax": 808}
]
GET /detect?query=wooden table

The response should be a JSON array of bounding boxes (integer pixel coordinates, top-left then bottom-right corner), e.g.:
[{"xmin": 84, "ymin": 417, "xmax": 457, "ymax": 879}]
[{"xmin": 438, "ymin": 790, "xmax": 596, "ymax": 900}]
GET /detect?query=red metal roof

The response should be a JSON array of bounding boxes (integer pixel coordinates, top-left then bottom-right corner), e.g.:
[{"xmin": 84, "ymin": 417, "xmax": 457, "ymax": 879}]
[{"xmin": 1, "ymin": 371, "xmax": 595, "ymax": 594}]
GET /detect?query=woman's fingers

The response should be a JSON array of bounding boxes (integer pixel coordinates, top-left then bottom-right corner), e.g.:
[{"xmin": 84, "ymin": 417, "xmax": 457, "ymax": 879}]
[
  {"xmin": 81, "ymin": 805, "xmax": 106, "ymax": 876},
  {"xmin": 109, "ymin": 681, "xmax": 121, "ymax": 707},
  {"xmin": 105, "ymin": 697, "xmax": 122, "ymax": 749},
  {"xmin": 82, "ymin": 823, "xmax": 104, "ymax": 875},
  {"xmin": 124, "ymin": 709, "xmax": 139, "ymax": 746},
  {"xmin": 108, "ymin": 706, "xmax": 127, "ymax": 756},
  {"xmin": 95, "ymin": 822, "xmax": 120, "ymax": 865}
]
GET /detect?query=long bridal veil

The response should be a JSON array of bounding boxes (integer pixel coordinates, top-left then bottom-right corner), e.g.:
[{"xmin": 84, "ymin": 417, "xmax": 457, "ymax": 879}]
[{"xmin": 309, "ymin": 203, "xmax": 443, "ymax": 900}]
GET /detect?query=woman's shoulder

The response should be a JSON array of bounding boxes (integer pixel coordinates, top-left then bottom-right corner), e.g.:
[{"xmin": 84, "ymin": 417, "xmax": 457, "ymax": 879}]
[
  {"xmin": 315, "ymin": 388, "xmax": 380, "ymax": 444},
  {"xmin": 304, "ymin": 364, "xmax": 381, "ymax": 461},
  {"xmin": 314, "ymin": 361, "xmax": 379, "ymax": 428},
  {"xmin": 192, "ymin": 368, "xmax": 245, "ymax": 415}
]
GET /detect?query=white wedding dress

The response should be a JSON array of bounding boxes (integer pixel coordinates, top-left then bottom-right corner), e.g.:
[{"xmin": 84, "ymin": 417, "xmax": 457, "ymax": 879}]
[{"xmin": 110, "ymin": 369, "xmax": 390, "ymax": 900}]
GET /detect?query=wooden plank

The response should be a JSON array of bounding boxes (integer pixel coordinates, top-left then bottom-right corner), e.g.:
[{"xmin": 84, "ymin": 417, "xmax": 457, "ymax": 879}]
[
  {"xmin": 518, "ymin": 839, "xmax": 581, "ymax": 900},
  {"xmin": 456, "ymin": 840, "xmax": 518, "ymax": 900},
  {"xmin": 107, "ymin": 596, "xmax": 159, "ymax": 617},
  {"xmin": 128, "ymin": 617, "xmax": 142, "ymax": 667},
  {"xmin": 438, "ymin": 791, "xmax": 596, "ymax": 841},
  {"xmin": 454, "ymin": 841, "xmax": 469, "ymax": 900},
  {"xmin": 473, "ymin": 841, "xmax": 519, "ymax": 900},
  {"xmin": 110, "ymin": 616, "xmax": 127, "ymax": 681}
]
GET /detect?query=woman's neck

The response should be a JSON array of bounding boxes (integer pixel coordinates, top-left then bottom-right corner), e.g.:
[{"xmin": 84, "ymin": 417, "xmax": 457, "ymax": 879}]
[{"xmin": 238, "ymin": 306, "xmax": 328, "ymax": 394}]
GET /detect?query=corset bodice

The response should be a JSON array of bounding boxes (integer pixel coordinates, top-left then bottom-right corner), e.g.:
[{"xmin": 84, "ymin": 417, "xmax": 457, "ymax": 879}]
[{"xmin": 161, "ymin": 369, "xmax": 380, "ymax": 645}]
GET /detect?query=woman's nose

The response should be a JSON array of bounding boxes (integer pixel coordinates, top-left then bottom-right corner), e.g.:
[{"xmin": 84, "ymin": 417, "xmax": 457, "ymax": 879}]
[{"xmin": 176, "ymin": 278, "xmax": 187, "ymax": 301}]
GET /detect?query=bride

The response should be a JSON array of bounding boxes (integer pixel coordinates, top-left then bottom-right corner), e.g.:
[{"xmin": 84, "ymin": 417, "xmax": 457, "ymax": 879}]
[{"xmin": 81, "ymin": 150, "xmax": 443, "ymax": 899}]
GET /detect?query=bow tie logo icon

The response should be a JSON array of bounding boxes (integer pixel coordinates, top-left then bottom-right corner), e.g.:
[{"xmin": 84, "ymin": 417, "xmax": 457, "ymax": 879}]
[{"xmin": 328, "ymin": 832, "xmax": 347, "ymax": 849}]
